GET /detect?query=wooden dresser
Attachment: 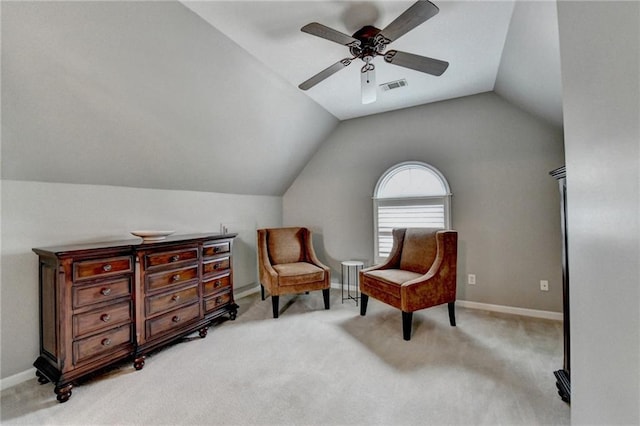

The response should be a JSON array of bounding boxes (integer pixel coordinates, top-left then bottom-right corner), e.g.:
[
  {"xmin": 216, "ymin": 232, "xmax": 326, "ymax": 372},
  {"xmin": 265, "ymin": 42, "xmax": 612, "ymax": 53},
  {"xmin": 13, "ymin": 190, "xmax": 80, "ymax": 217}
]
[{"xmin": 33, "ymin": 233, "xmax": 237, "ymax": 402}]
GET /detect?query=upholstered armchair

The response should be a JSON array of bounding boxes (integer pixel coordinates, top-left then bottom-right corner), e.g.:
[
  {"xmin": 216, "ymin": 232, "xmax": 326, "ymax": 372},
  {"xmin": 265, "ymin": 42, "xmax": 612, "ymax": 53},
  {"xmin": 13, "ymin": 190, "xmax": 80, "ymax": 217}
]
[
  {"xmin": 257, "ymin": 227, "xmax": 331, "ymax": 318},
  {"xmin": 359, "ymin": 228, "xmax": 458, "ymax": 340}
]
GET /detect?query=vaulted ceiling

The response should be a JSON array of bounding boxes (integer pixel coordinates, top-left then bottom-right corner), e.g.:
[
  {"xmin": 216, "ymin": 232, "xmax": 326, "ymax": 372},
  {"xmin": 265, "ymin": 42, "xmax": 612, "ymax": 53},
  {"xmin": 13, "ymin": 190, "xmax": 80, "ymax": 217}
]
[
  {"xmin": 2, "ymin": 1, "xmax": 563, "ymax": 198},
  {"xmin": 183, "ymin": 0, "xmax": 563, "ymax": 127}
]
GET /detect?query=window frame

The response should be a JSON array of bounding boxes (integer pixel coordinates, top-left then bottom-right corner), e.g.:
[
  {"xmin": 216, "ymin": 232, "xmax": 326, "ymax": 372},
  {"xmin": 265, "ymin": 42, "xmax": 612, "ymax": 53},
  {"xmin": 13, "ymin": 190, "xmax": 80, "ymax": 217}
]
[{"xmin": 372, "ymin": 161, "xmax": 452, "ymax": 263}]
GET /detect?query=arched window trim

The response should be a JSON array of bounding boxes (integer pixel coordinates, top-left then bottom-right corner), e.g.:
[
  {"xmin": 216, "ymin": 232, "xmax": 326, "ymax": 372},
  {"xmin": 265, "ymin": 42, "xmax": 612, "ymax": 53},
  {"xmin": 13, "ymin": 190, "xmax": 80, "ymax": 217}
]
[
  {"xmin": 373, "ymin": 161, "xmax": 452, "ymax": 198},
  {"xmin": 372, "ymin": 161, "xmax": 452, "ymax": 263}
]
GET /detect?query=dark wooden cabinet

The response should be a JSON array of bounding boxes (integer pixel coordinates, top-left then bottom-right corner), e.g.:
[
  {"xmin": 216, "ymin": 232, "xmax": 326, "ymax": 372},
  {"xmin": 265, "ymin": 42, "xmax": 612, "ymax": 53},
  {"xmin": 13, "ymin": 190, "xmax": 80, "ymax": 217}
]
[
  {"xmin": 550, "ymin": 166, "xmax": 570, "ymax": 403},
  {"xmin": 33, "ymin": 233, "xmax": 237, "ymax": 402}
]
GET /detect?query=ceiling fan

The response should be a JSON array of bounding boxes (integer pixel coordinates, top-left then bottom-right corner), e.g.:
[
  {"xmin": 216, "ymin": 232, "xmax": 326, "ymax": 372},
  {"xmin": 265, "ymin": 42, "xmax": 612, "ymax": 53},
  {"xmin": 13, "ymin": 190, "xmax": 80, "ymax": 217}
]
[{"xmin": 298, "ymin": 0, "xmax": 449, "ymax": 104}]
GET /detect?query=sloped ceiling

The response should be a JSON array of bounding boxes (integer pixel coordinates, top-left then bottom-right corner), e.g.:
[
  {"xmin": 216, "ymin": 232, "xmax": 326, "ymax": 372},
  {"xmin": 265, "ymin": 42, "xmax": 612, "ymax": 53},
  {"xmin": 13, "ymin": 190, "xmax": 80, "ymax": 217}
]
[
  {"xmin": 1, "ymin": 1, "xmax": 563, "ymax": 198},
  {"xmin": 1, "ymin": 1, "xmax": 338, "ymax": 196},
  {"xmin": 495, "ymin": 0, "xmax": 563, "ymax": 128},
  {"xmin": 183, "ymin": 0, "xmax": 563, "ymax": 127}
]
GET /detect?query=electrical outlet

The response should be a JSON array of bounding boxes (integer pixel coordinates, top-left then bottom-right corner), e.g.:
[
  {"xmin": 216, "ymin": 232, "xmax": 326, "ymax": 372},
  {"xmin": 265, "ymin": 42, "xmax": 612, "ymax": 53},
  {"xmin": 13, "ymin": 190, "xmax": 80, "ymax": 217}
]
[
  {"xmin": 468, "ymin": 274, "xmax": 476, "ymax": 285},
  {"xmin": 540, "ymin": 280, "xmax": 549, "ymax": 291}
]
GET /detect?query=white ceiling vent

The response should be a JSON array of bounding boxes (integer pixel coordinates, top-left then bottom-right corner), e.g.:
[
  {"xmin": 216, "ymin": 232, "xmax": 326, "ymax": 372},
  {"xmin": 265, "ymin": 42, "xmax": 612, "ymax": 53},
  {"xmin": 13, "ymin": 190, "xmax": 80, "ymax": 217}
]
[{"xmin": 380, "ymin": 79, "xmax": 408, "ymax": 91}]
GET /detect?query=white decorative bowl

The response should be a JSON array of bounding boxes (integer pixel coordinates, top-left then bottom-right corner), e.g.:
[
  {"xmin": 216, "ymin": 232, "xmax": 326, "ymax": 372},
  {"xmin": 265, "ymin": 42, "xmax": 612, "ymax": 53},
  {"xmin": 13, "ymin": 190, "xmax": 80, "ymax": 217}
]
[{"xmin": 131, "ymin": 230, "xmax": 175, "ymax": 242}]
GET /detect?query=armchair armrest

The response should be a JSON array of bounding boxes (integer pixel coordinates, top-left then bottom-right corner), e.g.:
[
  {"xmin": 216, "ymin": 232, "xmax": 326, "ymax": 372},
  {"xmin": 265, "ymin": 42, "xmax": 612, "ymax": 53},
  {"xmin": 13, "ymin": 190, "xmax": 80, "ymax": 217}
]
[
  {"xmin": 302, "ymin": 228, "xmax": 330, "ymax": 272},
  {"xmin": 361, "ymin": 228, "xmax": 407, "ymax": 274},
  {"xmin": 257, "ymin": 229, "xmax": 278, "ymax": 286}
]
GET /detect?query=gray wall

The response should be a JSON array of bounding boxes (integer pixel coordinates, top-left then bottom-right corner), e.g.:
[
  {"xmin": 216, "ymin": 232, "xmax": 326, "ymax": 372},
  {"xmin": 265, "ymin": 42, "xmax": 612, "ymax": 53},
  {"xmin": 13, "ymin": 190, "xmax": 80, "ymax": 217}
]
[
  {"xmin": 1, "ymin": 180, "xmax": 282, "ymax": 379},
  {"xmin": 283, "ymin": 92, "xmax": 565, "ymax": 312},
  {"xmin": 1, "ymin": 1, "xmax": 338, "ymax": 196},
  {"xmin": 558, "ymin": 1, "xmax": 640, "ymax": 424}
]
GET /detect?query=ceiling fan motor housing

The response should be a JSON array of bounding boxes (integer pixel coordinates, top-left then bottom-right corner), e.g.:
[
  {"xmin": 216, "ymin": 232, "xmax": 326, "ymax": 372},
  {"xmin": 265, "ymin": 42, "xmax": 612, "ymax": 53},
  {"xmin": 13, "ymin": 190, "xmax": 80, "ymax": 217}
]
[{"xmin": 350, "ymin": 25, "xmax": 387, "ymax": 60}]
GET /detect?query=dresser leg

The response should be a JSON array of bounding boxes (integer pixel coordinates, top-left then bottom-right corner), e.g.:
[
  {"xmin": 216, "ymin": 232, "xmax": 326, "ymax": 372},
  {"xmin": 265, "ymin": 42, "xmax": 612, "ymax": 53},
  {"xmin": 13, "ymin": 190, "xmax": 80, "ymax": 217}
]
[
  {"xmin": 36, "ymin": 370, "xmax": 50, "ymax": 384},
  {"xmin": 229, "ymin": 304, "xmax": 238, "ymax": 320},
  {"xmin": 133, "ymin": 355, "xmax": 145, "ymax": 371},
  {"xmin": 199, "ymin": 327, "xmax": 208, "ymax": 338},
  {"xmin": 54, "ymin": 383, "xmax": 73, "ymax": 403}
]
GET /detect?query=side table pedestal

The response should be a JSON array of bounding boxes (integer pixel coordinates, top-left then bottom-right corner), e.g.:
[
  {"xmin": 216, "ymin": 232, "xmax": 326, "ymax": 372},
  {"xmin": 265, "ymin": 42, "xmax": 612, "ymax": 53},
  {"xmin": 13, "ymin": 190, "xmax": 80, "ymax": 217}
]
[{"xmin": 341, "ymin": 260, "xmax": 364, "ymax": 305}]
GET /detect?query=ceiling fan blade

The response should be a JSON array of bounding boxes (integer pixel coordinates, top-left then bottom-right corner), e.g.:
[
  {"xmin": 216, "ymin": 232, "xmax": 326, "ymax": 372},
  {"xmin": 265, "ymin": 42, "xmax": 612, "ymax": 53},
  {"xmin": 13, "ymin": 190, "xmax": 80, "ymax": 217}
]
[
  {"xmin": 298, "ymin": 58, "xmax": 353, "ymax": 91},
  {"xmin": 378, "ymin": 0, "xmax": 440, "ymax": 44},
  {"xmin": 384, "ymin": 50, "xmax": 449, "ymax": 76},
  {"xmin": 301, "ymin": 23, "xmax": 361, "ymax": 47}
]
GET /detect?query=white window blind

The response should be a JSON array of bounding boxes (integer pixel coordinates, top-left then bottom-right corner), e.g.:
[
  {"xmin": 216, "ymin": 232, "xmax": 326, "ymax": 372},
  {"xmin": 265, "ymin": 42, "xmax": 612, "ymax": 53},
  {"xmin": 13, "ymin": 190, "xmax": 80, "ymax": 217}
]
[{"xmin": 377, "ymin": 200, "xmax": 445, "ymax": 258}]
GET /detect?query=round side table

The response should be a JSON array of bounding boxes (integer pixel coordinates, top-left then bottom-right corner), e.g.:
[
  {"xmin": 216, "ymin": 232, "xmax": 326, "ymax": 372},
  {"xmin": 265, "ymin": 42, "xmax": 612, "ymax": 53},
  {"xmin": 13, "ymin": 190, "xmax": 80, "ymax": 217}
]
[{"xmin": 341, "ymin": 260, "xmax": 364, "ymax": 305}]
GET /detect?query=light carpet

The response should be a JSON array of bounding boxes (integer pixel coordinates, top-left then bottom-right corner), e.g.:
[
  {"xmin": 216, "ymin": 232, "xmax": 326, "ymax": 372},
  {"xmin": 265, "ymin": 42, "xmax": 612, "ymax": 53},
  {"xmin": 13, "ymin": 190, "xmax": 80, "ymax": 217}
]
[{"xmin": 1, "ymin": 291, "xmax": 570, "ymax": 425}]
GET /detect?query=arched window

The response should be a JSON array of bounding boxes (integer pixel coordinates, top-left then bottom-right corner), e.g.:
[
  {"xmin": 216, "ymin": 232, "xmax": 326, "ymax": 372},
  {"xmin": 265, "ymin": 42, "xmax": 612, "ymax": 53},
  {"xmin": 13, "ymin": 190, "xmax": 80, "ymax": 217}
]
[{"xmin": 373, "ymin": 161, "xmax": 452, "ymax": 261}]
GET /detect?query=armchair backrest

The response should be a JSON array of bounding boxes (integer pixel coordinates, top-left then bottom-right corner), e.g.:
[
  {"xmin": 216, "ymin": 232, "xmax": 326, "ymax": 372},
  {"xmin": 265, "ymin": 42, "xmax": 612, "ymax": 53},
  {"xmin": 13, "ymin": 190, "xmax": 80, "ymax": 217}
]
[
  {"xmin": 265, "ymin": 227, "xmax": 308, "ymax": 265},
  {"xmin": 398, "ymin": 228, "xmax": 440, "ymax": 274}
]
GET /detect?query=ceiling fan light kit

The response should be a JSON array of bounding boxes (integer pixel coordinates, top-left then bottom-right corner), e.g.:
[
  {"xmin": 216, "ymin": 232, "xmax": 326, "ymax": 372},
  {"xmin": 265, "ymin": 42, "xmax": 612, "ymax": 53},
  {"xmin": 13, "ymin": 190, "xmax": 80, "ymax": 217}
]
[
  {"xmin": 361, "ymin": 63, "xmax": 377, "ymax": 104},
  {"xmin": 298, "ymin": 0, "xmax": 449, "ymax": 104}
]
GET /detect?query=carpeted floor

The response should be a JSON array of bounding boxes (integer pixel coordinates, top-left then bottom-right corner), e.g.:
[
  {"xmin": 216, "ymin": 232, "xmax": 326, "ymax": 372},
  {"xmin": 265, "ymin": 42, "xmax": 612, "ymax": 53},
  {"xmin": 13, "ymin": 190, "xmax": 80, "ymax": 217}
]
[{"xmin": 1, "ymin": 290, "xmax": 570, "ymax": 425}]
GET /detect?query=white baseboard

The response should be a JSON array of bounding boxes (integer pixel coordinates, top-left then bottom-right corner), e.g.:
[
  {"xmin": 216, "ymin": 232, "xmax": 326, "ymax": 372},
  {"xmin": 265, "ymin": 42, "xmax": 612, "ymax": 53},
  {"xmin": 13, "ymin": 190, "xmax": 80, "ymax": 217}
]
[
  {"xmin": 456, "ymin": 300, "xmax": 562, "ymax": 321},
  {"xmin": 1, "ymin": 368, "xmax": 35, "ymax": 391},
  {"xmin": 235, "ymin": 285, "xmax": 260, "ymax": 299}
]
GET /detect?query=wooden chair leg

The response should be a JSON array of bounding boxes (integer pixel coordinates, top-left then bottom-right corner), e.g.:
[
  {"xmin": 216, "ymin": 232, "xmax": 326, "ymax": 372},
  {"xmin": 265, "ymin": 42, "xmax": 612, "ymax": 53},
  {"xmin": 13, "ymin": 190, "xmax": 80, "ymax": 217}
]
[
  {"xmin": 322, "ymin": 288, "xmax": 330, "ymax": 310},
  {"xmin": 360, "ymin": 294, "xmax": 369, "ymax": 316},
  {"xmin": 402, "ymin": 311, "xmax": 413, "ymax": 341},
  {"xmin": 271, "ymin": 295, "xmax": 279, "ymax": 318},
  {"xmin": 448, "ymin": 302, "xmax": 456, "ymax": 326}
]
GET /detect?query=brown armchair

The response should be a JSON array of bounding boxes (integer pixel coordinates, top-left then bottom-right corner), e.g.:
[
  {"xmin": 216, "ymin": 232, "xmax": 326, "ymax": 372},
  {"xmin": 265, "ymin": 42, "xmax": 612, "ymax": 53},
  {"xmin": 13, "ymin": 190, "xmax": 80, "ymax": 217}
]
[
  {"xmin": 359, "ymin": 228, "xmax": 458, "ymax": 340},
  {"xmin": 257, "ymin": 227, "xmax": 331, "ymax": 318}
]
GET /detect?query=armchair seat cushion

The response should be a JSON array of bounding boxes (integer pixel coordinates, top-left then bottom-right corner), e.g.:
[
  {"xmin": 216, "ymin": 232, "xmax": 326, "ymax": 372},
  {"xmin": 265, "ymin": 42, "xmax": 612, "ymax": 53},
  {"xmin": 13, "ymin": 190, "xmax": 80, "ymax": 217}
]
[
  {"xmin": 273, "ymin": 262, "xmax": 325, "ymax": 287},
  {"xmin": 366, "ymin": 269, "xmax": 422, "ymax": 285},
  {"xmin": 362, "ymin": 269, "xmax": 422, "ymax": 308}
]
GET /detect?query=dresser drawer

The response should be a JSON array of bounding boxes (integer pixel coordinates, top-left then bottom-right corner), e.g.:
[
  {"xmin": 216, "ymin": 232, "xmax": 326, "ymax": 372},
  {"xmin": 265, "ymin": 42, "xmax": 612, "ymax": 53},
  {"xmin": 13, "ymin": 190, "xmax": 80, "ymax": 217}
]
[
  {"xmin": 204, "ymin": 291, "xmax": 231, "ymax": 313},
  {"xmin": 73, "ymin": 277, "xmax": 131, "ymax": 308},
  {"xmin": 73, "ymin": 256, "xmax": 133, "ymax": 281},
  {"xmin": 73, "ymin": 324, "xmax": 131, "ymax": 365},
  {"xmin": 203, "ymin": 241, "xmax": 230, "ymax": 257},
  {"xmin": 146, "ymin": 265, "xmax": 198, "ymax": 292},
  {"xmin": 203, "ymin": 257, "xmax": 230, "ymax": 276},
  {"xmin": 73, "ymin": 301, "xmax": 132, "ymax": 339},
  {"xmin": 203, "ymin": 274, "xmax": 231, "ymax": 297},
  {"xmin": 144, "ymin": 247, "xmax": 199, "ymax": 269},
  {"xmin": 146, "ymin": 284, "xmax": 199, "ymax": 316},
  {"xmin": 146, "ymin": 303, "xmax": 200, "ymax": 339}
]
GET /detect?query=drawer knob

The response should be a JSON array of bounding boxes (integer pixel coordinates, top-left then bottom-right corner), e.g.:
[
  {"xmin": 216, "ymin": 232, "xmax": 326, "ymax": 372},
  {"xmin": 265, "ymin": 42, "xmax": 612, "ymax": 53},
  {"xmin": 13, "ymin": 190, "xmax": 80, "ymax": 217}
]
[
  {"xmin": 102, "ymin": 264, "xmax": 112, "ymax": 272},
  {"xmin": 214, "ymin": 280, "xmax": 222, "ymax": 288},
  {"xmin": 101, "ymin": 314, "xmax": 111, "ymax": 322},
  {"xmin": 216, "ymin": 297, "xmax": 222, "ymax": 304},
  {"xmin": 101, "ymin": 338, "xmax": 112, "ymax": 346},
  {"xmin": 213, "ymin": 263, "xmax": 221, "ymax": 270},
  {"xmin": 100, "ymin": 288, "xmax": 112, "ymax": 296},
  {"xmin": 172, "ymin": 316, "xmax": 181, "ymax": 323},
  {"xmin": 170, "ymin": 255, "xmax": 180, "ymax": 262},
  {"xmin": 171, "ymin": 294, "xmax": 181, "ymax": 302},
  {"xmin": 214, "ymin": 247, "xmax": 221, "ymax": 253},
  {"xmin": 172, "ymin": 274, "xmax": 181, "ymax": 282}
]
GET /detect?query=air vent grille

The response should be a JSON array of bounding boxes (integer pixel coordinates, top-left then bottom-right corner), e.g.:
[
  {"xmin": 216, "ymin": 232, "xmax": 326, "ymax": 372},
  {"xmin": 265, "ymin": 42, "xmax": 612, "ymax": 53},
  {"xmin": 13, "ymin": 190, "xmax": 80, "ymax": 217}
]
[{"xmin": 380, "ymin": 79, "xmax": 408, "ymax": 91}]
